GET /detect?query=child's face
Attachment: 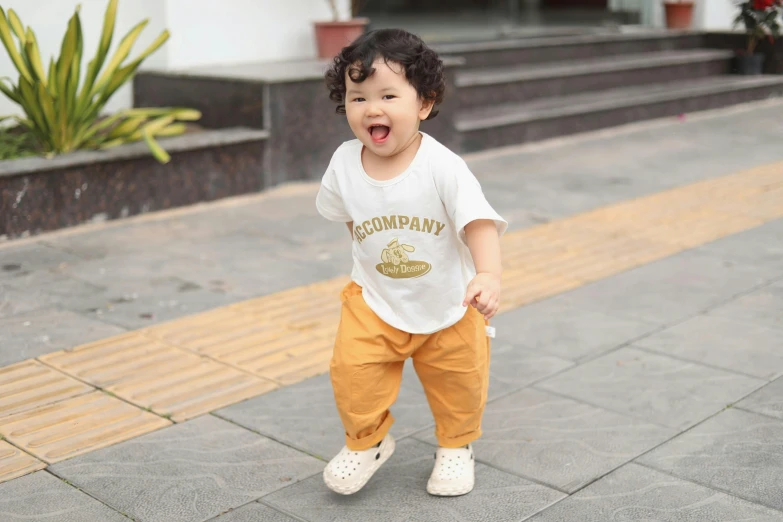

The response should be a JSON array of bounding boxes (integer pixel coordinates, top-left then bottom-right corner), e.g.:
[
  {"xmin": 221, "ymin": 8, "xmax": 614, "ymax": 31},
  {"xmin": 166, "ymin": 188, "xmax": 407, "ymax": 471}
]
[{"xmin": 345, "ymin": 59, "xmax": 434, "ymax": 158}]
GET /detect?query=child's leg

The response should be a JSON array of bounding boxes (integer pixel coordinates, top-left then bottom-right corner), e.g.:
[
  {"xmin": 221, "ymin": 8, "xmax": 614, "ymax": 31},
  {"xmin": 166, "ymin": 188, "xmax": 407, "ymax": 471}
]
[
  {"xmin": 412, "ymin": 306, "xmax": 490, "ymax": 448},
  {"xmin": 330, "ymin": 282, "xmax": 412, "ymax": 451}
]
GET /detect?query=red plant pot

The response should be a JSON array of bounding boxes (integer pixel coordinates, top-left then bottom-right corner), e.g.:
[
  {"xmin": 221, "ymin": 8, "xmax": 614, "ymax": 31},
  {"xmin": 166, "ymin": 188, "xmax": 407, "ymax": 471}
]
[
  {"xmin": 314, "ymin": 18, "xmax": 370, "ymax": 59},
  {"xmin": 664, "ymin": 2, "xmax": 695, "ymax": 29}
]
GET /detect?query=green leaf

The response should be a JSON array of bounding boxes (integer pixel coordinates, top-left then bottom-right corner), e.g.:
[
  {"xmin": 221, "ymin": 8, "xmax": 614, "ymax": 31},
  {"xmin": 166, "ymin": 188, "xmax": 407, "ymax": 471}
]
[
  {"xmin": 76, "ymin": 0, "xmax": 116, "ymax": 116},
  {"xmin": 47, "ymin": 57, "xmax": 57, "ymax": 96},
  {"xmin": 153, "ymin": 122, "xmax": 187, "ymax": 137},
  {"xmin": 66, "ymin": 13, "xmax": 83, "ymax": 124},
  {"xmin": 0, "ymin": 8, "xmax": 32, "ymax": 82},
  {"xmin": 74, "ymin": 110, "xmax": 127, "ymax": 146},
  {"xmin": 56, "ymin": 12, "xmax": 79, "ymax": 103},
  {"xmin": 130, "ymin": 114, "xmax": 174, "ymax": 141},
  {"xmin": 24, "ymin": 29, "xmax": 47, "ymax": 85},
  {"xmin": 124, "ymin": 107, "xmax": 200, "ymax": 120},
  {"xmin": 18, "ymin": 77, "xmax": 46, "ymax": 135},
  {"xmin": 97, "ymin": 0, "xmax": 118, "ymax": 68},
  {"xmin": 0, "ymin": 77, "xmax": 21, "ymax": 104},
  {"xmin": 36, "ymin": 82, "xmax": 59, "ymax": 147},
  {"xmin": 90, "ymin": 20, "xmax": 148, "ymax": 97},
  {"xmin": 7, "ymin": 9, "xmax": 25, "ymax": 44},
  {"xmin": 106, "ymin": 114, "xmax": 146, "ymax": 140},
  {"xmin": 143, "ymin": 128, "xmax": 170, "ymax": 163}
]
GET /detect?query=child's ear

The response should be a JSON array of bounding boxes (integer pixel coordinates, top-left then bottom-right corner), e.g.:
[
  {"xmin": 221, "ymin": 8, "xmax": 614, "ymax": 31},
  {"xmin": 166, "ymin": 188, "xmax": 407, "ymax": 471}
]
[{"xmin": 419, "ymin": 98, "xmax": 435, "ymax": 121}]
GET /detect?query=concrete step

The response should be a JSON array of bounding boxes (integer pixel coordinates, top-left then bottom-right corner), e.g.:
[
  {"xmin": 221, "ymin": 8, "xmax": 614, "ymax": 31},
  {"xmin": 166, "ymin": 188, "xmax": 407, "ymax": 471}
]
[
  {"xmin": 434, "ymin": 31, "xmax": 705, "ymax": 68},
  {"xmin": 456, "ymin": 49, "xmax": 735, "ymax": 108},
  {"xmin": 457, "ymin": 76, "xmax": 783, "ymax": 152}
]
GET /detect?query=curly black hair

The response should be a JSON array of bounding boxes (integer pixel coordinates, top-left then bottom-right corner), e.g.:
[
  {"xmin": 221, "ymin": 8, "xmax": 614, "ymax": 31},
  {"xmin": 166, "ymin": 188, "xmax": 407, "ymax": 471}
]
[{"xmin": 324, "ymin": 29, "xmax": 445, "ymax": 120}]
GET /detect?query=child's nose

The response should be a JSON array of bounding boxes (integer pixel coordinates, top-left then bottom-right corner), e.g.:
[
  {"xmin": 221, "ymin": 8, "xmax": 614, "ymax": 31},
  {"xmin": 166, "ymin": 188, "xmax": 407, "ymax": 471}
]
[{"xmin": 365, "ymin": 102, "xmax": 383, "ymax": 117}]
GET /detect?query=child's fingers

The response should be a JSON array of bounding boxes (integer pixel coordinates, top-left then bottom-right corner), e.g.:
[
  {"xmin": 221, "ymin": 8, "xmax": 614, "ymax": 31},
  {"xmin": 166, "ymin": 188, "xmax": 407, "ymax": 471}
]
[
  {"xmin": 463, "ymin": 285, "xmax": 481, "ymax": 307},
  {"xmin": 485, "ymin": 298, "xmax": 500, "ymax": 319}
]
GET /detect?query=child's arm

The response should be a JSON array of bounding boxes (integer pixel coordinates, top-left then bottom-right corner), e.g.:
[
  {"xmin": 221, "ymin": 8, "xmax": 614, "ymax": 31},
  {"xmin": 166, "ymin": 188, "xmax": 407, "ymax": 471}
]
[{"xmin": 463, "ymin": 219, "xmax": 502, "ymax": 320}]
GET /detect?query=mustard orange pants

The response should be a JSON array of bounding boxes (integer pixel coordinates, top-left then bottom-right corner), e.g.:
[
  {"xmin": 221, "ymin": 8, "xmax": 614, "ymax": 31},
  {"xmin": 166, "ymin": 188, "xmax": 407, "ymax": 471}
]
[{"xmin": 330, "ymin": 282, "xmax": 491, "ymax": 451}]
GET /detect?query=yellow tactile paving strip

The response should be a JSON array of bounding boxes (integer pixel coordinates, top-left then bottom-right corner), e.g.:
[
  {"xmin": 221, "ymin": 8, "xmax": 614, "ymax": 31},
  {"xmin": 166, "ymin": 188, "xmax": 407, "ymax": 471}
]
[
  {"xmin": 0, "ymin": 391, "xmax": 171, "ymax": 463},
  {"xmin": 0, "ymin": 160, "xmax": 781, "ymax": 483},
  {"xmin": 0, "ymin": 441, "xmax": 45, "ymax": 481},
  {"xmin": 0, "ymin": 360, "xmax": 94, "ymax": 419},
  {"xmin": 39, "ymin": 333, "xmax": 278, "ymax": 422}
]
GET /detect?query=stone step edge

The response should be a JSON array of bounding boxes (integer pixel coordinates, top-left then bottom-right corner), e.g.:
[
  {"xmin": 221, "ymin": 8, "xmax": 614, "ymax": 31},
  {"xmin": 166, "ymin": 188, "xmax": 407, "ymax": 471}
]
[
  {"xmin": 456, "ymin": 50, "xmax": 736, "ymax": 87},
  {"xmin": 456, "ymin": 77, "xmax": 783, "ymax": 132},
  {"xmin": 434, "ymin": 30, "xmax": 700, "ymax": 55}
]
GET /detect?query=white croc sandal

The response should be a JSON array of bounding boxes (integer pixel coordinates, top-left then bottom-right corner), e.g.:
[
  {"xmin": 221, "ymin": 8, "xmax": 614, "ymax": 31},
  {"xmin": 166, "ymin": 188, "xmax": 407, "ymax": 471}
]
[
  {"xmin": 427, "ymin": 444, "xmax": 475, "ymax": 496},
  {"xmin": 323, "ymin": 434, "xmax": 395, "ymax": 495}
]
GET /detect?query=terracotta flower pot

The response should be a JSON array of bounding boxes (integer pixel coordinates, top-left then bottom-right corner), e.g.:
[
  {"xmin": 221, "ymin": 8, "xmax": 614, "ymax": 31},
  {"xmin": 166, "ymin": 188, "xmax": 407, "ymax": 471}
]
[
  {"xmin": 314, "ymin": 18, "xmax": 370, "ymax": 59},
  {"xmin": 664, "ymin": 2, "xmax": 694, "ymax": 30}
]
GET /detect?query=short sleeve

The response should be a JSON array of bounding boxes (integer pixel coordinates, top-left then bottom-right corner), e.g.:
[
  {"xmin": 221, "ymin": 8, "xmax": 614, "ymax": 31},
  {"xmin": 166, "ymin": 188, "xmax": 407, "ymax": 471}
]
[
  {"xmin": 316, "ymin": 163, "xmax": 352, "ymax": 223},
  {"xmin": 433, "ymin": 156, "xmax": 508, "ymax": 244}
]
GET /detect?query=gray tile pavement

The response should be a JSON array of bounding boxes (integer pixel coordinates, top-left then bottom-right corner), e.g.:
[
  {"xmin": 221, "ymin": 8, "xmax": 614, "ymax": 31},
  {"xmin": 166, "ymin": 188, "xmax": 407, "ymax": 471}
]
[
  {"xmin": 0, "ymin": 242, "xmax": 87, "ymax": 281},
  {"xmin": 415, "ymin": 387, "xmax": 675, "ymax": 493},
  {"xmin": 634, "ymin": 314, "xmax": 783, "ymax": 381},
  {"xmin": 0, "ymin": 308, "xmax": 127, "ymax": 366},
  {"xmin": 692, "ymin": 218, "xmax": 783, "ymax": 271},
  {"xmin": 527, "ymin": 463, "xmax": 783, "ymax": 521},
  {"xmin": 49, "ymin": 415, "xmax": 324, "ymax": 522},
  {"xmin": 0, "ymin": 470, "xmax": 130, "ymax": 521},
  {"xmin": 490, "ymin": 296, "xmax": 660, "ymax": 362},
  {"xmin": 261, "ymin": 438, "xmax": 565, "ymax": 522},
  {"xmin": 208, "ymin": 502, "xmax": 302, "ymax": 521},
  {"xmin": 216, "ymin": 372, "xmax": 436, "ymax": 461},
  {"xmin": 737, "ymin": 377, "xmax": 783, "ymax": 421},
  {"xmin": 638, "ymin": 408, "xmax": 783, "ymax": 512},
  {"xmin": 708, "ymin": 280, "xmax": 783, "ymax": 332},
  {"xmin": 554, "ymin": 249, "xmax": 773, "ymax": 326},
  {"xmin": 536, "ymin": 346, "xmax": 765, "ymax": 430}
]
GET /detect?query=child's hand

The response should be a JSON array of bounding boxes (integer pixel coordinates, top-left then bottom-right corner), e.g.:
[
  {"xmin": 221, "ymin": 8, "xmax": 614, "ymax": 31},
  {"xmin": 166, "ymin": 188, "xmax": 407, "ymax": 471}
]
[{"xmin": 463, "ymin": 272, "xmax": 501, "ymax": 320}]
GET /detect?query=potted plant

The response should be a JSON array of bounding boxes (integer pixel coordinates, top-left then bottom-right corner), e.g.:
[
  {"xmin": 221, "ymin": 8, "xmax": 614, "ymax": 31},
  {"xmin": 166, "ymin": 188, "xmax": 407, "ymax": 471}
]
[
  {"xmin": 733, "ymin": 0, "xmax": 782, "ymax": 74},
  {"xmin": 663, "ymin": 0, "xmax": 695, "ymax": 30},
  {"xmin": 0, "ymin": 0, "xmax": 200, "ymax": 163},
  {"xmin": 314, "ymin": 0, "xmax": 369, "ymax": 59}
]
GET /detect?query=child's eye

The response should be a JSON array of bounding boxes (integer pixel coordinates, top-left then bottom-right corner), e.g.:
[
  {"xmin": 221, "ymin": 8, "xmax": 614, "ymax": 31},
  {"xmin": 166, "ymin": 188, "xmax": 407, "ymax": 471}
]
[
  {"xmin": 352, "ymin": 97, "xmax": 365, "ymax": 102},
  {"xmin": 383, "ymin": 95, "xmax": 396, "ymax": 100}
]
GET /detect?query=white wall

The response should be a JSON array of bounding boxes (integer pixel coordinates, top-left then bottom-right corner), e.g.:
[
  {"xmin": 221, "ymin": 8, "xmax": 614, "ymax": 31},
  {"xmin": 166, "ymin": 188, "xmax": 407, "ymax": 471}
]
[
  {"xmin": 0, "ymin": 0, "xmax": 351, "ymax": 116},
  {"xmin": 163, "ymin": 0, "xmax": 351, "ymax": 69}
]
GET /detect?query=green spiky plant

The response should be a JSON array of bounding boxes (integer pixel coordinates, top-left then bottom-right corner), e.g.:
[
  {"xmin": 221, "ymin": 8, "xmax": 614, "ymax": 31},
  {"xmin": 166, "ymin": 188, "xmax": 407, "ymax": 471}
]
[{"xmin": 0, "ymin": 0, "xmax": 201, "ymax": 163}]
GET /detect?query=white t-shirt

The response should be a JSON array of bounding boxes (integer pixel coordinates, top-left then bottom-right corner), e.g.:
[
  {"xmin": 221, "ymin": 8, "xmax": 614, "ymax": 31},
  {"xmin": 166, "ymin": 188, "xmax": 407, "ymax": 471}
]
[{"xmin": 316, "ymin": 132, "xmax": 507, "ymax": 334}]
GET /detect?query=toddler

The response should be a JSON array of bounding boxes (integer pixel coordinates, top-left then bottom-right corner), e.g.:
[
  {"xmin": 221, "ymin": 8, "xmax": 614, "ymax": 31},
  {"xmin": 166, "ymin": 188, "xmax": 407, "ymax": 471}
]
[{"xmin": 316, "ymin": 28, "xmax": 506, "ymax": 497}]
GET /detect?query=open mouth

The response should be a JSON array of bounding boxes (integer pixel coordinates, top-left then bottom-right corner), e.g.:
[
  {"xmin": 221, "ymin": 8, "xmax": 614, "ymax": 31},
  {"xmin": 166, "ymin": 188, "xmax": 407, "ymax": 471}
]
[{"xmin": 369, "ymin": 124, "xmax": 390, "ymax": 144}]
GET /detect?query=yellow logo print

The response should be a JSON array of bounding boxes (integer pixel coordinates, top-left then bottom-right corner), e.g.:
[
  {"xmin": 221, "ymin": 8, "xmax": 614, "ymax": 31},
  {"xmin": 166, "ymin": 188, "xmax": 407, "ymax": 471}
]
[{"xmin": 376, "ymin": 238, "xmax": 432, "ymax": 279}]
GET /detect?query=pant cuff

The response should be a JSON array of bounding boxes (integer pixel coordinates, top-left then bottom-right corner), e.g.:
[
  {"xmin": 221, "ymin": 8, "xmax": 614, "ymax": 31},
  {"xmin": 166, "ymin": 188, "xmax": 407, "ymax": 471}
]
[
  {"xmin": 345, "ymin": 412, "xmax": 396, "ymax": 451},
  {"xmin": 436, "ymin": 428, "xmax": 482, "ymax": 449}
]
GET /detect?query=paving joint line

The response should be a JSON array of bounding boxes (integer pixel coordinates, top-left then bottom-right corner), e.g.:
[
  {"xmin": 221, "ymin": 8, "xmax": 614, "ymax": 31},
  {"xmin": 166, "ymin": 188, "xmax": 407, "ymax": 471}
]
[
  {"xmin": 43, "ymin": 468, "xmax": 137, "ymax": 520},
  {"xmin": 208, "ymin": 412, "xmax": 328, "ymax": 463},
  {"xmin": 632, "ymin": 459, "xmax": 783, "ymax": 515}
]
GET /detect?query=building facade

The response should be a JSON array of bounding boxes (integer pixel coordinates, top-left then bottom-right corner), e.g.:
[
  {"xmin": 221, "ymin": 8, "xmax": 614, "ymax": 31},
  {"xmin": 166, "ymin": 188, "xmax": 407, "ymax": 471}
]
[{"xmin": 0, "ymin": 0, "xmax": 738, "ymax": 116}]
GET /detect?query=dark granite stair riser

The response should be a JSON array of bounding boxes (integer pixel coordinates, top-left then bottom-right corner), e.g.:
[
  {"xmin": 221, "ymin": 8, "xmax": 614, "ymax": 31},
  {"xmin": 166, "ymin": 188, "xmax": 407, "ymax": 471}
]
[
  {"xmin": 457, "ymin": 59, "xmax": 731, "ymax": 107},
  {"xmin": 134, "ymin": 74, "xmax": 266, "ymax": 130},
  {"xmin": 705, "ymin": 33, "xmax": 783, "ymax": 74},
  {"xmin": 439, "ymin": 35, "xmax": 705, "ymax": 68},
  {"xmin": 0, "ymin": 137, "xmax": 267, "ymax": 240},
  {"xmin": 459, "ymin": 84, "xmax": 783, "ymax": 152}
]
